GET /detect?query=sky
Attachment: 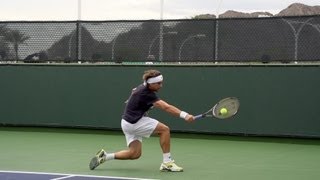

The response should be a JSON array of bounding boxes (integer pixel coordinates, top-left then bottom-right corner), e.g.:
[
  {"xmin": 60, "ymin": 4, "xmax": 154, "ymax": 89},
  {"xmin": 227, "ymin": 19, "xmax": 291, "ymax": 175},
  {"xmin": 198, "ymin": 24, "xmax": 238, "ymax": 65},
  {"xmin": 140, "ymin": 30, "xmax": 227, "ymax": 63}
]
[{"xmin": 0, "ymin": 0, "xmax": 319, "ymax": 21}]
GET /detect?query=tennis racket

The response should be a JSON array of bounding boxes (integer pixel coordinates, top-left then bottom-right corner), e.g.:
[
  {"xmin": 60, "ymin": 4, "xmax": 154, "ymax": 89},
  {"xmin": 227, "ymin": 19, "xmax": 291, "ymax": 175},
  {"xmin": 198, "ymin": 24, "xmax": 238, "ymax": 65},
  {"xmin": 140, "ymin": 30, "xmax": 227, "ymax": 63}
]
[{"xmin": 194, "ymin": 97, "xmax": 240, "ymax": 120}]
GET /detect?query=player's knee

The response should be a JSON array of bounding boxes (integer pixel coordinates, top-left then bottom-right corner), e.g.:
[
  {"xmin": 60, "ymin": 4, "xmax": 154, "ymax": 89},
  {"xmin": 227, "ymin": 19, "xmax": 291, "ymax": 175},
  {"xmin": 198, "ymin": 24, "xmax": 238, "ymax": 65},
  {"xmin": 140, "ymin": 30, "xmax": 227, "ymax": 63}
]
[
  {"xmin": 155, "ymin": 123, "xmax": 170, "ymax": 136},
  {"xmin": 163, "ymin": 124, "xmax": 170, "ymax": 134},
  {"xmin": 130, "ymin": 151, "xmax": 141, "ymax": 159},
  {"xmin": 159, "ymin": 123, "xmax": 170, "ymax": 133},
  {"xmin": 132, "ymin": 153, "xmax": 141, "ymax": 159},
  {"xmin": 129, "ymin": 149, "xmax": 141, "ymax": 159}
]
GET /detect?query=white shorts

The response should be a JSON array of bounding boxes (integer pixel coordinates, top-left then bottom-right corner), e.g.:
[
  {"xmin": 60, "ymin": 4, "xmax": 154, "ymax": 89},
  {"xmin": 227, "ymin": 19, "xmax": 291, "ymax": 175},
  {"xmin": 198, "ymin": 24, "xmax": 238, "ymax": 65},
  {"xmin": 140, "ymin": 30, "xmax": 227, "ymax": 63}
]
[{"xmin": 121, "ymin": 117, "xmax": 159, "ymax": 147}]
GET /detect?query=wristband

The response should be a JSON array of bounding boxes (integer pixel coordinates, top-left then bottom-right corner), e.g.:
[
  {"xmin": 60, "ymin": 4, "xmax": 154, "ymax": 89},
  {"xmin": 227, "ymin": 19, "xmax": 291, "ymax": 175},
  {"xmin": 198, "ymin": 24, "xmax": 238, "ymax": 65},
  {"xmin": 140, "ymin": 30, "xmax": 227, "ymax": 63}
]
[{"xmin": 179, "ymin": 111, "xmax": 189, "ymax": 119}]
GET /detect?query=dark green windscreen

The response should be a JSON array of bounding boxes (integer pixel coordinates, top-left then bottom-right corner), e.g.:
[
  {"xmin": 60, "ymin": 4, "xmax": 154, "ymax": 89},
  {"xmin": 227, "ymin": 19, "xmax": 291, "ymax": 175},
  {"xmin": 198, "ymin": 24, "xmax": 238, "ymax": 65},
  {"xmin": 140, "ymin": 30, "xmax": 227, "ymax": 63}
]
[{"xmin": 0, "ymin": 65, "xmax": 319, "ymax": 137}]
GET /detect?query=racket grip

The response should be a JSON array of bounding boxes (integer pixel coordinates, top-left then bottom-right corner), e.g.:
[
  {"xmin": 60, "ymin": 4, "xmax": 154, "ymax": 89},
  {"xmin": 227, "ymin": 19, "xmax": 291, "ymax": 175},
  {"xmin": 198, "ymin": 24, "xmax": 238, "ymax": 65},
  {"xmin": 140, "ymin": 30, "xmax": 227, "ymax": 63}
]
[{"xmin": 194, "ymin": 114, "xmax": 204, "ymax": 120}]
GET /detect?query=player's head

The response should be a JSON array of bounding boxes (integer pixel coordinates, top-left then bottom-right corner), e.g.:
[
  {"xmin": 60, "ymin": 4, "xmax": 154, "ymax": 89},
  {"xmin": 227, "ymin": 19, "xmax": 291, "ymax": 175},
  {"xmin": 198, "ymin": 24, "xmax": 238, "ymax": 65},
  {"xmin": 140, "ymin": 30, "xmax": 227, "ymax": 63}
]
[{"xmin": 143, "ymin": 69, "xmax": 163, "ymax": 90}]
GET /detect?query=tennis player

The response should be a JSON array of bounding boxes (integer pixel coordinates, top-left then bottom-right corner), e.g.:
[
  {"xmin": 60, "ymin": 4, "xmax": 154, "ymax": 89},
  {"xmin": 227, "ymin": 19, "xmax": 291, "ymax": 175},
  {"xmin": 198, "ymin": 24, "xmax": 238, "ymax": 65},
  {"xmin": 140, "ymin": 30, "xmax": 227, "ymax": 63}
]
[{"xmin": 89, "ymin": 69, "xmax": 194, "ymax": 172}]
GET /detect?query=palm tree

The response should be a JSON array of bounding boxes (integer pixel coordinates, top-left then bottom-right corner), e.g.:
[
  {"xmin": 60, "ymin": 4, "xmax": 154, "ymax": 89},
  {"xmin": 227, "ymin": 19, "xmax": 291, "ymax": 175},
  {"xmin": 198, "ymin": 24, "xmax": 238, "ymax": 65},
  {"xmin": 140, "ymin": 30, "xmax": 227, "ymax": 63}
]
[{"xmin": 4, "ymin": 29, "xmax": 30, "ymax": 60}]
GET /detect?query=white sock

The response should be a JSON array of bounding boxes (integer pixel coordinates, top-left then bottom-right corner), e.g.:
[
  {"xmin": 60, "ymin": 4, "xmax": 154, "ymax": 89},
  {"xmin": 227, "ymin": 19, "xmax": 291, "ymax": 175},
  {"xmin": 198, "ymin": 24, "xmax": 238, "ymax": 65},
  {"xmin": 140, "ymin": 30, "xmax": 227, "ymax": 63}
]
[
  {"xmin": 163, "ymin": 153, "xmax": 172, "ymax": 163},
  {"xmin": 106, "ymin": 153, "xmax": 115, "ymax": 160}
]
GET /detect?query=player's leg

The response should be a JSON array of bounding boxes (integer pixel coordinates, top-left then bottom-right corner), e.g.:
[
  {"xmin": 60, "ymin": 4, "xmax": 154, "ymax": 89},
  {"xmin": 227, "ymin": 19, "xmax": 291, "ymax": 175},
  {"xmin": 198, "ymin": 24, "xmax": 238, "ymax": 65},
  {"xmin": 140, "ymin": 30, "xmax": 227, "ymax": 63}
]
[
  {"xmin": 153, "ymin": 122, "xmax": 183, "ymax": 172},
  {"xmin": 114, "ymin": 140, "xmax": 142, "ymax": 160},
  {"xmin": 153, "ymin": 122, "xmax": 170, "ymax": 153},
  {"xmin": 114, "ymin": 117, "xmax": 159, "ymax": 160},
  {"xmin": 89, "ymin": 140, "xmax": 142, "ymax": 170}
]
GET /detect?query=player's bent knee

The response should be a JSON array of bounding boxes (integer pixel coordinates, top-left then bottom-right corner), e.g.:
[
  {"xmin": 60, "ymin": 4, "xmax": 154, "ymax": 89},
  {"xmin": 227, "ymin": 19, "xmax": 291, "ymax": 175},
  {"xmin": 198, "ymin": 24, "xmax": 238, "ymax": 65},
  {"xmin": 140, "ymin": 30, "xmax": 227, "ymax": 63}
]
[
  {"xmin": 159, "ymin": 123, "xmax": 170, "ymax": 132},
  {"xmin": 132, "ymin": 153, "xmax": 141, "ymax": 159},
  {"xmin": 163, "ymin": 124, "xmax": 170, "ymax": 130},
  {"xmin": 128, "ymin": 148, "xmax": 141, "ymax": 159},
  {"xmin": 163, "ymin": 125, "xmax": 170, "ymax": 134},
  {"xmin": 130, "ymin": 151, "xmax": 141, "ymax": 159}
]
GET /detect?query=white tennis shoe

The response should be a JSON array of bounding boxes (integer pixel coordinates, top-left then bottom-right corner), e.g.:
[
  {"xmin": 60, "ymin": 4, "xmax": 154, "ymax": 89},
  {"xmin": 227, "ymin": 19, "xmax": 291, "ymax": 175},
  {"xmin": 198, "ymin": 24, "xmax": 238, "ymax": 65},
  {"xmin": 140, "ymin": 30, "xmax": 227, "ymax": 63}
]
[
  {"xmin": 160, "ymin": 160, "xmax": 183, "ymax": 172},
  {"xmin": 89, "ymin": 149, "xmax": 107, "ymax": 170}
]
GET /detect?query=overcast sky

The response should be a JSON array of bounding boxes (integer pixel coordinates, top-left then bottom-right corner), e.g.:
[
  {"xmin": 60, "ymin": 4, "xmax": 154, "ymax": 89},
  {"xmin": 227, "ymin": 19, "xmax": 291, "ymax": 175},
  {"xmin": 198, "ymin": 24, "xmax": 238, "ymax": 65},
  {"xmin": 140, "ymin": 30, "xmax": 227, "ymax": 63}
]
[{"xmin": 0, "ymin": 0, "xmax": 319, "ymax": 21}]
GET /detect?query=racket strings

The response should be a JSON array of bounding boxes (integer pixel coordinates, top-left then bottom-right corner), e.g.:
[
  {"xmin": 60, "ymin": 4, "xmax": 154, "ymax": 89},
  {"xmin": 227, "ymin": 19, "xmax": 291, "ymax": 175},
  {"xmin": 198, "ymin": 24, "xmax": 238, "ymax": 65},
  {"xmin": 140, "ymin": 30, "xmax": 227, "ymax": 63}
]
[{"xmin": 213, "ymin": 99, "xmax": 239, "ymax": 118}]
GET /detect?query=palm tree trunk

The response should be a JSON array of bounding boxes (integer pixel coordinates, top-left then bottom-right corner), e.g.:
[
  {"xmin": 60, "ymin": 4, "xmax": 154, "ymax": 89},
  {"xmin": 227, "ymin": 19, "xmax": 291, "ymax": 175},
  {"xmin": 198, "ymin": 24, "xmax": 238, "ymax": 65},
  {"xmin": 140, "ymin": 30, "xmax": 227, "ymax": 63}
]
[{"xmin": 14, "ymin": 43, "xmax": 18, "ymax": 61}]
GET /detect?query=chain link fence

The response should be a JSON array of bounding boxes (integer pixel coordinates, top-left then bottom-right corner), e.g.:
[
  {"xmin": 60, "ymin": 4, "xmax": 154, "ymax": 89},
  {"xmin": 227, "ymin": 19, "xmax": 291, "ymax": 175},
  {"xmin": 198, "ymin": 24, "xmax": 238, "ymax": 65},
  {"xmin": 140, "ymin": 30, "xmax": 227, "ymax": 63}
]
[{"xmin": 0, "ymin": 15, "xmax": 319, "ymax": 63}]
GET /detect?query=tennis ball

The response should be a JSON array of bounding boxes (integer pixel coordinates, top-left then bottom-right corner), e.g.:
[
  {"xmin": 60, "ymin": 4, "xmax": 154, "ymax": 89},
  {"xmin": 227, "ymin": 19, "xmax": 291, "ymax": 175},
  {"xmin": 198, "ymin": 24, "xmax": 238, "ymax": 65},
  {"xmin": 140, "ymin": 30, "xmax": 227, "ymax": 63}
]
[{"xmin": 220, "ymin": 108, "xmax": 228, "ymax": 115}]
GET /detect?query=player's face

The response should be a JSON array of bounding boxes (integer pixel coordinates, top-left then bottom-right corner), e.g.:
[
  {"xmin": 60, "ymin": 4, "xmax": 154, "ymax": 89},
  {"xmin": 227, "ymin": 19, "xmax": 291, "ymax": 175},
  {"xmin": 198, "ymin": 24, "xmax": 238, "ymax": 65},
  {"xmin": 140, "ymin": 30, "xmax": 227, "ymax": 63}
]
[{"xmin": 148, "ymin": 81, "xmax": 163, "ymax": 91}]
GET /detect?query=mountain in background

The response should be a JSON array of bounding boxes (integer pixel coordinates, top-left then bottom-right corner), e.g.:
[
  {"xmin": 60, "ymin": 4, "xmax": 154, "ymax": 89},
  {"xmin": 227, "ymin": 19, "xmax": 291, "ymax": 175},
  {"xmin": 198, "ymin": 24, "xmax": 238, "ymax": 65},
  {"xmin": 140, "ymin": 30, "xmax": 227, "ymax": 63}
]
[
  {"xmin": 219, "ymin": 11, "xmax": 273, "ymax": 18},
  {"xmin": 276, "ymin": 3, "xmax": 320, "ymax": 16},
  {"xmin": 193, "ymin": 3, "xmax": 320, "ymax": 19}
]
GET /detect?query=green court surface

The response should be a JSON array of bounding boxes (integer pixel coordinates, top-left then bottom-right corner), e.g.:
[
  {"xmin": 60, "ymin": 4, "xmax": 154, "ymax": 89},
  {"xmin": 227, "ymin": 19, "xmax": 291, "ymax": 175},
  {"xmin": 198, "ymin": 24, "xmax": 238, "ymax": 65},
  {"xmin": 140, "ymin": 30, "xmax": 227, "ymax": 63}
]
[{"xmin": 0, "ymin": 127, "xmax": 319, "ymax": 180}]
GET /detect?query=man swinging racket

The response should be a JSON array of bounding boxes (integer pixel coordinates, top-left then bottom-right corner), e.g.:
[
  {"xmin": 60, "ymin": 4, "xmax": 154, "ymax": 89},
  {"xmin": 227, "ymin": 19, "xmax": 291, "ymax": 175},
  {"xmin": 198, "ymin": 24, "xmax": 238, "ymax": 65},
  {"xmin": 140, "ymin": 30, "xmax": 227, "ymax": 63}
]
[{"xmin": 89, "ymin": 69, "xmax": 195, "ymax": 172}]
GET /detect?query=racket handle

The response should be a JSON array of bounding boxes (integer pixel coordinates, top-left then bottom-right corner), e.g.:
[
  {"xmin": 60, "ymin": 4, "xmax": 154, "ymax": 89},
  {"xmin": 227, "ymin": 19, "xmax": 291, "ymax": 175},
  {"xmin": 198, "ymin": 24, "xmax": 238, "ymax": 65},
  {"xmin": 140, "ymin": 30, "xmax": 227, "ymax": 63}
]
[{"xmin": 194, "ymin": 114, "xmax": 204, "ymax": 120}]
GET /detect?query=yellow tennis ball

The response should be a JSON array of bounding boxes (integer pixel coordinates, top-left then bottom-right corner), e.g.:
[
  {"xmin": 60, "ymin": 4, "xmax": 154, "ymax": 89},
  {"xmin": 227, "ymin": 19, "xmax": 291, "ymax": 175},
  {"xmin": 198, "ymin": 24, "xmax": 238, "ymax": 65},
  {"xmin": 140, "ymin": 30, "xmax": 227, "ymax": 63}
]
[{"xmin": 220, "ymin": 108, "xmax": 228, "ymax": 115}]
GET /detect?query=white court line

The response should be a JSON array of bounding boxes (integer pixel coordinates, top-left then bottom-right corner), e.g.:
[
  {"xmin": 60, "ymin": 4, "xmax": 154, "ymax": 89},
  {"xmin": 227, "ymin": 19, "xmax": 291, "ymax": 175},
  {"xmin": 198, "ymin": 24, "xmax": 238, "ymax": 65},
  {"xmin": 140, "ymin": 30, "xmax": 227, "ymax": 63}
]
[
  {"xmin": 0, "ymin": 170, "xmax": 159, "ymax": 180},
  {"xmin": 51, "ymin": 175, "xmax": 75, "ymax": 180}
]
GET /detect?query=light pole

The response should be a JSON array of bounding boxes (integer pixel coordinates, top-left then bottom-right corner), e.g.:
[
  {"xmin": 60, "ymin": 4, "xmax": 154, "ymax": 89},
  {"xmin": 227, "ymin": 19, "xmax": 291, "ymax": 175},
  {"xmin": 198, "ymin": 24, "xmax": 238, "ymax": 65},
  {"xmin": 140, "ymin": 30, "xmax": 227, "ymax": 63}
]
[
  {"xmin": 78, "ymin": 0, "xmax": 82, "ymax": 20},
  {"xmin": 178, "ymin": 34, "xmax": 206, "ymax": 61},
  {"xmin": 148, "ymin": 31, "xmax": 177, "ymax": 60},
  {"xmin": 282, "ymin": 18, "xmax": 314, "ymax": 61},
  {"xmin": 77, "ymin": 0, "xmax": 82, "ymax": 61},
  {"xmin": 215, "ymin": 0, "xmax": 223, "ymax": 62},
  {"xmin": 159, "ymin": 0, "xmax": 164, "ymax": 61},
  {"xmin": 77, "ymin": 0, "xmax": 82, "ymax": 62}
]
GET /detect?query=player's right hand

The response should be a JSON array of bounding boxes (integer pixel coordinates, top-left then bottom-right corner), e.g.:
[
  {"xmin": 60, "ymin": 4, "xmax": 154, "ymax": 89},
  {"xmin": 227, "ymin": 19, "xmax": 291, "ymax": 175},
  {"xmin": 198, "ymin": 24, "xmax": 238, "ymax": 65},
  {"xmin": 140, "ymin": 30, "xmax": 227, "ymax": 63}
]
[{"xmin": 185, "ymin": 114, "xmax": 195, "ymax": 123}]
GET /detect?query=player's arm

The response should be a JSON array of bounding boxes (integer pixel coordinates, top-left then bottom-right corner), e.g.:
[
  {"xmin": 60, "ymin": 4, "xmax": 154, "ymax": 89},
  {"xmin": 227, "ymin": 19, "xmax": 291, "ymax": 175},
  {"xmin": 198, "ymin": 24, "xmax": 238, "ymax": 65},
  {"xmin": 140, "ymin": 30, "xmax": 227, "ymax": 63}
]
[{"xmin": 153, "ymin": 100, "xmax": 194, "ymax": 122}]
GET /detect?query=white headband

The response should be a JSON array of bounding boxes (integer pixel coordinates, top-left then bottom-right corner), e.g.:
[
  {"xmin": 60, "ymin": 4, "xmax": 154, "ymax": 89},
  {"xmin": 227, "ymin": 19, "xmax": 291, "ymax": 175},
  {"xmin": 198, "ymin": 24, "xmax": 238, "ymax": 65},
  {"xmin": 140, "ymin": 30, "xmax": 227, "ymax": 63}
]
[{"xmin": 146, "ymin": 75, "xmax": 163, "ymax": 84}]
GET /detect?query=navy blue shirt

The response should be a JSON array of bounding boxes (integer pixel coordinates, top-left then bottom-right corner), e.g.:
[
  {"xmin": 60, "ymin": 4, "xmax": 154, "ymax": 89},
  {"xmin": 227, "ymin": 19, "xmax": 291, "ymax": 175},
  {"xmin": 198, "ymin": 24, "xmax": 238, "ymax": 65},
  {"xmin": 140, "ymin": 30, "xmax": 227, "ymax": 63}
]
[{"xmin": 122, "ymin": 84, "xmax": 160, "ymax": 124}]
